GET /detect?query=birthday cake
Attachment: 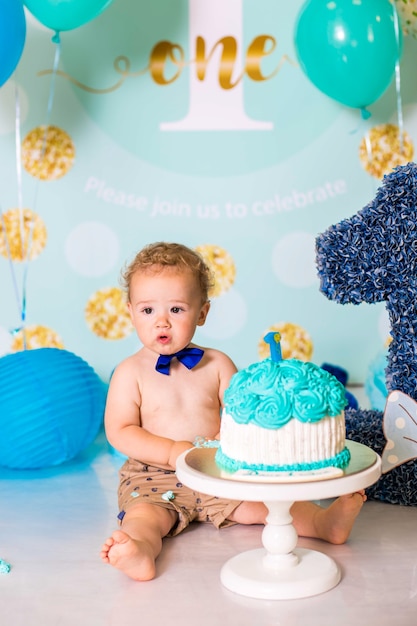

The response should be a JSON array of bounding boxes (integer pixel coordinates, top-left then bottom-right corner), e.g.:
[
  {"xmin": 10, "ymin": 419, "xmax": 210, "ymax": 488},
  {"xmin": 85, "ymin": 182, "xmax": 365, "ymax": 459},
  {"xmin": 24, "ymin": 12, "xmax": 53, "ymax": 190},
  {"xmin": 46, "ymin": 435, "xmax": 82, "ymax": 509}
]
[{"xmin": 215, "ymin": 335, "xmax": 350, "ymax": 475}]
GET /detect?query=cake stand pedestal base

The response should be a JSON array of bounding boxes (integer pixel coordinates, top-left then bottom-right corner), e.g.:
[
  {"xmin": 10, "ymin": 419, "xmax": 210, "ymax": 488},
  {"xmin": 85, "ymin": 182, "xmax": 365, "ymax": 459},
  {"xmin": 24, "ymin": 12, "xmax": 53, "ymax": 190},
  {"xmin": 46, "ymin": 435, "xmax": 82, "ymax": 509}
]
[
  {"xmin": 220, "ymin": 499, "xmax": 340, "ymax": 599},
  {"xmin": 221, "ymin": 548, "xmax": 340, "ymax": 600},
  {"xmin": 176, "ymin": 443, "xmax": 381, "ymax": 600}
]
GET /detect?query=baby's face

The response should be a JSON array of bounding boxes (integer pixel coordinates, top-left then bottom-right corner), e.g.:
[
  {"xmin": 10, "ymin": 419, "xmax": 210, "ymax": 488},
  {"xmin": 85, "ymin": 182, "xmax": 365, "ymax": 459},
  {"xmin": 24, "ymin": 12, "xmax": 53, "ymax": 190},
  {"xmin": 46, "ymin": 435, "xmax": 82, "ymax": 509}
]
[{"xmin": 128, "ymin": 266, "xmax": 210, "ymax": 355}]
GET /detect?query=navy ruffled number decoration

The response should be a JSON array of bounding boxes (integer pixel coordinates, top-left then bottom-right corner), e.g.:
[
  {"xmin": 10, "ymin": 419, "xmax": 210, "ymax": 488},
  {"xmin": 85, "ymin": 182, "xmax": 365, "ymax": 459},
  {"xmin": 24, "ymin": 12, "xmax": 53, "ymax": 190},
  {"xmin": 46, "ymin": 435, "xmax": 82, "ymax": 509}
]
[{"xmin": 316, "ymin": 161, "xmax": 417, "ymax": 505}]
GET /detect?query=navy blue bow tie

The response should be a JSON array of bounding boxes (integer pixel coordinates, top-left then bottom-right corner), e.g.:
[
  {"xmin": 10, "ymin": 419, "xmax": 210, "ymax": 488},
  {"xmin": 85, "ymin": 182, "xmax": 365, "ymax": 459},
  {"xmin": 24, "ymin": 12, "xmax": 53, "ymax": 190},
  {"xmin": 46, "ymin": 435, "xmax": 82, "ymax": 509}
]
[{"xmin": 155, "ymin": 347, "xmax": 204, "ymax": 375}]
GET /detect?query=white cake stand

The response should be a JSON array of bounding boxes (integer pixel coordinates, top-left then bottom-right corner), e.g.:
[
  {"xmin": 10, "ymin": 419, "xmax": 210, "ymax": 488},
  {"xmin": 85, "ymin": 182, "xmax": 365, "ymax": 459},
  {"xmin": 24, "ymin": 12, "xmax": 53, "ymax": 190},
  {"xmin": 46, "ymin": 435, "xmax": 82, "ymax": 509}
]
[{"xmin": 176, "ymin": 441, "xmax": 381, "ymax": 600}]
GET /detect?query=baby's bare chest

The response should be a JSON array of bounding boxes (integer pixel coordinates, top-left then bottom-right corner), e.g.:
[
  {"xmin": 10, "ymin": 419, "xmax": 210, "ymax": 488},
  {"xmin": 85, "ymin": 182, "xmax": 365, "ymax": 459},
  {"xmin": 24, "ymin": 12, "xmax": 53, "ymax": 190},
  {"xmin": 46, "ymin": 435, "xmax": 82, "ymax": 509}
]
[{"xmin": 138, "ymin": 370, "xmax": 221, "ymax": 438}]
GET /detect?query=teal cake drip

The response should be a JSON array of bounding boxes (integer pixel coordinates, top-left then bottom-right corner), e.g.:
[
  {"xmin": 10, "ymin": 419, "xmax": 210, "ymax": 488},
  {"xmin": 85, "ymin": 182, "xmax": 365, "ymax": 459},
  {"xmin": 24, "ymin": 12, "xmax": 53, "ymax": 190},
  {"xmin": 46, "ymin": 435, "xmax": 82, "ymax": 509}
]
[{"xmin": 215, "ymin": 445, "xmax": 351, "ymax": 474}]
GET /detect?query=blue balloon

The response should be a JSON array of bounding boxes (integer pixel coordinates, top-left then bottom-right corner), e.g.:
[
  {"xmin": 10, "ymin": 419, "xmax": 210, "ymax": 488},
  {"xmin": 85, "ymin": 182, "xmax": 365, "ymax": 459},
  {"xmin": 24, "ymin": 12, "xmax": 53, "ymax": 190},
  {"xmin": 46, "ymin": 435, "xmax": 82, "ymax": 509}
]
[
  {"xmin": 0, "ymin": 0, "xmax": 26, "ymax": 86},
  {"xmin": 24, "ymin": 0, "xmax": 113, "ymax": 32},
  {"xmin": 294, "ymin": 0, "xmax": 402, "ymax": 109}
]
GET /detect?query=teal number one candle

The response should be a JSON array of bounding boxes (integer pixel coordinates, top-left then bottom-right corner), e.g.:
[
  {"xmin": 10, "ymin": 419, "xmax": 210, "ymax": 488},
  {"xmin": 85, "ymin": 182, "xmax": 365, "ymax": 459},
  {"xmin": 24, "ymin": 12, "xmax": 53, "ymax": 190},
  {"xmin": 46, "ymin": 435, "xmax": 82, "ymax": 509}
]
[{"xmin": 263, "ymin": 331, "xmax": 283, "ymax": 362}]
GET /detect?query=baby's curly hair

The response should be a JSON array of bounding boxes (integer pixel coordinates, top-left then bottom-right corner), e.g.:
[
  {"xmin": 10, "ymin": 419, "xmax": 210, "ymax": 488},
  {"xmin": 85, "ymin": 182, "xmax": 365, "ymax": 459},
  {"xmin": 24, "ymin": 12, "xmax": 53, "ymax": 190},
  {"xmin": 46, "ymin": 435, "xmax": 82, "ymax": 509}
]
[{"xmin": 122, "ymin": 242, "xmax": 214, "ymax": 303}]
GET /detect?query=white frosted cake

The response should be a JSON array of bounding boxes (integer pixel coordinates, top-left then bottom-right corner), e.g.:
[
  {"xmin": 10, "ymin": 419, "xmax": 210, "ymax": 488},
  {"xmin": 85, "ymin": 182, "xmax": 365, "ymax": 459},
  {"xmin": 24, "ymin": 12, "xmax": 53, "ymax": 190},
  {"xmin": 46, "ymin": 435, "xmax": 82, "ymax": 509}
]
[{"xmin": 215, "ymin": 355, "xmax": 350, "ymax": 475}]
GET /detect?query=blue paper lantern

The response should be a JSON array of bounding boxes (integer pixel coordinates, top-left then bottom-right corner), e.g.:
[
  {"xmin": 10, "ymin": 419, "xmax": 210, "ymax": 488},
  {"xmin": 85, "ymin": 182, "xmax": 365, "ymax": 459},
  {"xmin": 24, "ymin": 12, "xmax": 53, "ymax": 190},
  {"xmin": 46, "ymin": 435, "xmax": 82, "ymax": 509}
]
[{"xmin": 0, "ymin": 348, "xmax": 107, "ymax": 469}]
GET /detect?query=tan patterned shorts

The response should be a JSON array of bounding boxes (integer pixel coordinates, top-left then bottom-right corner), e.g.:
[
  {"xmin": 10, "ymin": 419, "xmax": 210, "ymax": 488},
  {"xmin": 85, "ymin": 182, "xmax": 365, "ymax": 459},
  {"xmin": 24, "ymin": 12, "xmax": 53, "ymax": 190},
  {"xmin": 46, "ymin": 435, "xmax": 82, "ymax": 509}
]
[{"xmin": 117, "ymin": 458, "xmax": 241, "ymax": 536}]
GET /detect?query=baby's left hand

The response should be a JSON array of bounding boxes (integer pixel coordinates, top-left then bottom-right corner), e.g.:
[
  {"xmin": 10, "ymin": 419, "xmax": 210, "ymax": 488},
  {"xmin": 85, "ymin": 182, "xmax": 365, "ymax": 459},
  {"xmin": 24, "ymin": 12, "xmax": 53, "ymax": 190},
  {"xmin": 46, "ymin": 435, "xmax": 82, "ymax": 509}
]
[{"xmin": 193, "ymin": 436, "xmax": 220, "ymax": 449}]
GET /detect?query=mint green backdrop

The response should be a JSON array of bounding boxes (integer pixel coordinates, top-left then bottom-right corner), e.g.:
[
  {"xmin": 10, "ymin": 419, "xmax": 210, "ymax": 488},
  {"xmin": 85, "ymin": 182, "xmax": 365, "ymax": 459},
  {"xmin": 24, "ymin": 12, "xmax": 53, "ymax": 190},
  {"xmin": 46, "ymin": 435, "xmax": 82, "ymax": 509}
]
[{"xmin": 1, "ymin": 0, "xmax": 416, "ymax": 384}]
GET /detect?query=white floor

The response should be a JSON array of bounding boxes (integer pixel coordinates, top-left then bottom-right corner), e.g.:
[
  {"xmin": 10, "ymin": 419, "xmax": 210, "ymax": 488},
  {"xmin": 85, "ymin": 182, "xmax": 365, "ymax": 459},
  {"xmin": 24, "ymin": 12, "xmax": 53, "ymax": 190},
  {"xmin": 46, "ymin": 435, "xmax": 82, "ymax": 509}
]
[{"xmin": 2, "ymin": 428, "xmax": 417, "ymax": 626}]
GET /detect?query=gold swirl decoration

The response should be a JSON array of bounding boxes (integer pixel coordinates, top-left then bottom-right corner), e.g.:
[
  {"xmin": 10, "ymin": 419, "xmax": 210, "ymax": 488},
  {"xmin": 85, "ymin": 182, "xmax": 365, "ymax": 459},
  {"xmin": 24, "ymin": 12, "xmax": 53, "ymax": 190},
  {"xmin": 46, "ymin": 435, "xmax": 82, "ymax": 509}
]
[{"xmin": 37, "ymin": 35, "xmax": 297, "ymax": 93}]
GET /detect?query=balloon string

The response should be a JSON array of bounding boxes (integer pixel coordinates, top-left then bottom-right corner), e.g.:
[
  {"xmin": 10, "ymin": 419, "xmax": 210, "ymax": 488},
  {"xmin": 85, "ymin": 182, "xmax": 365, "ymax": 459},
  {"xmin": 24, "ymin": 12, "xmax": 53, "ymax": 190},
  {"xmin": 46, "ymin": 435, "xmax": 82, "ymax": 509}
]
[
  {"xmin": 25, "ymin": 33, "xmax": 60, "ymax": 351},
  {"xmin": 14, "ymin": 82, "xmax": 24, "ymax": 259},
  {"xmin": 364, "ymin": 128, "xmax": 372, "ymax": 167},
  {"xmin": 46, "ymin": 31, "xmax": 61, "ymax": 129},
  {"xmin": 20, "ymin": 216, "xmax": 34, "ymax": 350},
  {"xmin": 14, "ymin": 74, "xmax": 32, "ymax": 349},
  {"xmin": 393, "ymin": 4, "xmax": 404, "ymax": 154},
  {"xmin": 7, "ymin": 35, "xmax": 61, "ymax": 349},
  {"xmin": 5, "ymin": 74, "xmax": 28, "ymax": 348},
  {"xmin": 349, "ymin": 110, "xmax": 377, "ymax": 195},
  {"xmin": 23, "ymin": 33, "xmax": 61, "ymax": 347},
  {"xmin": 32, "ymin": 32, "xmax": 61, "ymax": 216},
  {"xmin": 349, "ymin": 106, "xmax": 371, "ymax": 135},
  {"xmin": 361, "ymin": 115, "xmax": 380, "ymax": 195},
  {"xmin": 15, "ymin": 80, "xmax": 31, "ymax": 349},
  {"xmin": 0, "ymin": 207, "xmax": 24, "ymax": 330},
  {"xmin": 45, "ymin": 32, "xmax": 61, "ymax": 141}
]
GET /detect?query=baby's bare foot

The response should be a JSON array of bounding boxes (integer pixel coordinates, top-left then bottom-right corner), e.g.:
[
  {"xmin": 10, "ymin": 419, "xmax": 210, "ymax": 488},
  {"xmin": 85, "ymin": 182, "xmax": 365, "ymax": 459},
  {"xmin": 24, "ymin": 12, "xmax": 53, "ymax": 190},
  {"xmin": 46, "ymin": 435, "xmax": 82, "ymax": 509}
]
[
  {"xmin": 100, "ymin": 530, "xmax": 156, "ymax": 581},
  {"xmin": 318, "ymin": 490, "xmax": 366, "ymax": 545}
]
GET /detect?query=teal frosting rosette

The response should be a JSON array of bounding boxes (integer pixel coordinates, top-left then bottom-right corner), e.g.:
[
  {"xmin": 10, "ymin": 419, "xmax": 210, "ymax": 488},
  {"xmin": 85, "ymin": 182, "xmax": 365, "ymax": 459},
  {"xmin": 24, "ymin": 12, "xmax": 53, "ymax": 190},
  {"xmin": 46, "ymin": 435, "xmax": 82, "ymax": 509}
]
[
  {"xmin": 223, "ymin": 353, "xmax": 347, "ymax": 429},
  {"xmin": 293, "ymin": 388, "xmax": 329, "ymax": 423},
  {"xmin": 253, "ymin": 393, "xmax": 293, "ymax": 428}
]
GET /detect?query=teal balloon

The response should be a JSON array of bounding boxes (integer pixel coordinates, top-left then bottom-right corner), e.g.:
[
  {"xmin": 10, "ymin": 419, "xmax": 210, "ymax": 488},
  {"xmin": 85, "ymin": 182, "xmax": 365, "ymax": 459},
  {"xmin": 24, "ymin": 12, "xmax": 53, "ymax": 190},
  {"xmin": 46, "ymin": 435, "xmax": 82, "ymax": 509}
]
[
  {"xmin": 24, "ymin": 0, "xmax": 113, "ymax": 32},
  {"xmin": 294, "ymin": 0, "xmax": 402, "ymax": 109},
  {"xmin": 0, "ymin": 0, "xmax": 26, "ymax": 86}
]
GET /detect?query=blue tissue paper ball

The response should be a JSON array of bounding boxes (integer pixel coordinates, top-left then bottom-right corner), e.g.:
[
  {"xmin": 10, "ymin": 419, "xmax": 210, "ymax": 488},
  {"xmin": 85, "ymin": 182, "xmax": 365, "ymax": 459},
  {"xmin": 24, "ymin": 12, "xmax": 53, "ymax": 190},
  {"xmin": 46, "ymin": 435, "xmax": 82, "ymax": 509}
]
[{"xmin": 0, "ymin": 348, "xmax": 107, "ymax": 469}]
